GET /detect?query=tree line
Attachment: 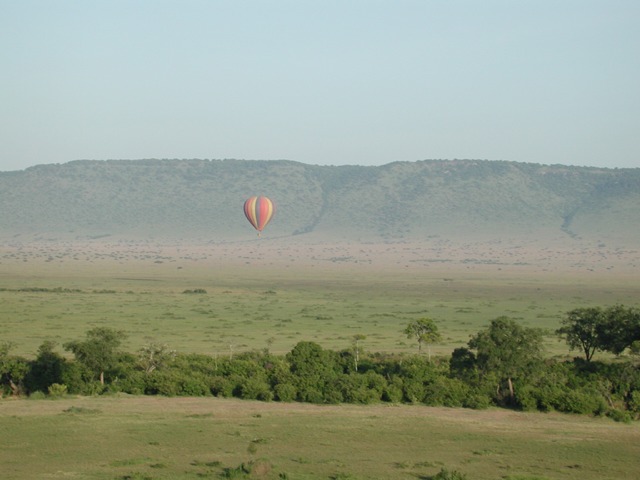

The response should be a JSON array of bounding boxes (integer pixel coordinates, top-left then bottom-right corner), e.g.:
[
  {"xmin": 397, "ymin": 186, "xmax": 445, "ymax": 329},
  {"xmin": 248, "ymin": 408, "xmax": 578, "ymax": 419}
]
[{"xmin": 1, "ymin": 306, "xmax": 639, "ymax": 421}]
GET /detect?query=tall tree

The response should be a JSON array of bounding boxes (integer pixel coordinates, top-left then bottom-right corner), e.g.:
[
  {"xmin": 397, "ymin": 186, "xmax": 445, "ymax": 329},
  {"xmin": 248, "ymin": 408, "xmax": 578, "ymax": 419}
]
[
  {"xmin": 24, "ymin": 341, "xmax": 66, "ymax": 393},
  {"xmin": 469, "ymin": 317, "xmax": 544, "ymax": 402},
  {"xmin": 64, "ymin": 328, "xmax": 126, "ymax": 385},
  {"xmin": 0, "ymin": 342, "xmax": 29, "ymax": 396},
  {"xmin": 598, "ymin": 305, "xmax": 640, "ymax": 355},
  {"xmin": 557, "ymin": 305, "xmax": 640, "ymax": 360},
  {"xmin": 138, "ymin": 342, "xmax": 176, "ymax": 375},
  {"xmin": 556, "ymin": 307, "xmax": 606, "ymax": 361},
  {"xmin": 286, "ymin": 341, "xmax": 341, "ymax": 402},
  {"xmin": 404, "ymin": 318, "xmax": 442, "ymax": 360}
]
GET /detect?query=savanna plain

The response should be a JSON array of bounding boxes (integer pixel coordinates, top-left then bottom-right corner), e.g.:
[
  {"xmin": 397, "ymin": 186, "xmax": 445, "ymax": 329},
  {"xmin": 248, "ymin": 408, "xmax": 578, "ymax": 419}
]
[{"xmin": 1, "ymin": 238, "xmax": 639, "ymax": 479}]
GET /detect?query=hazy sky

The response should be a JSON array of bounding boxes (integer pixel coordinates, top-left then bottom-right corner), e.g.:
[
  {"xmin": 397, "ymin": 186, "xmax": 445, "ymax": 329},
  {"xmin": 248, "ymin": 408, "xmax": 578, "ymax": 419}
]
[{"xmin": 2, "ymin": 1, "xmax": 639, "ymax": 172}]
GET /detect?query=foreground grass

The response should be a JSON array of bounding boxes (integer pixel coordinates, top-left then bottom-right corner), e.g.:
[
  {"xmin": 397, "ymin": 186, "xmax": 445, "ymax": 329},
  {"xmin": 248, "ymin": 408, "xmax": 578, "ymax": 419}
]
[{"xmin": 1, "ymin": 395, "xmax": 639, "ymax": 480}]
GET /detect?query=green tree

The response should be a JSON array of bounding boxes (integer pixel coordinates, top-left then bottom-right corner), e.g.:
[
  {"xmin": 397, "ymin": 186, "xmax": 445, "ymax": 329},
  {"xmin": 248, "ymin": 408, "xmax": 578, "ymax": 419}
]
[
  {"xmin": 0, "ymin": 342, "xmax": 29, "ymax": 396},
  {"xmin": 24, "ymin": 340, "xmax": 66, "ymax": 393},
  {"xmin": 404, "ymin": 318, "xmax": 442, "ymax": 360},
  {"xmin": 286, "ymin": 341, "xmax": 341, "ymax": 402},
  {"xmin": 558, "ymin": 306, "xmax": 640, "ymax": 361},
  {"xmin": 138, "ymin": 342, "xmax": 176, "ymax": 374},
  {"xmin": 556, "ymin": 307, "xmax": 606, "ymax": 361},
  {"xmin": 598, "ymin": 305, "xmax": 640, "ymax": 355},
  {"xmin": 469, "ymin": 317, "xmax": 544, "ymax": 403},
  {"xmin": 64, "ymin": 327, "xmax": 127, "ymax": 385},
  {"xmin": 449, "ymin": 347, "xmax": 478, "ymax": 383}
]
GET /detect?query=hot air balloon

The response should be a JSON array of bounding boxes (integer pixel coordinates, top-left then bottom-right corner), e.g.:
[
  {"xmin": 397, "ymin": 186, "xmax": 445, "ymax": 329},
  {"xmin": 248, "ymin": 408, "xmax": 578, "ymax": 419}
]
[{"xmin": 243, "ymin": 196, "xmax": 275, "ymax": 235}]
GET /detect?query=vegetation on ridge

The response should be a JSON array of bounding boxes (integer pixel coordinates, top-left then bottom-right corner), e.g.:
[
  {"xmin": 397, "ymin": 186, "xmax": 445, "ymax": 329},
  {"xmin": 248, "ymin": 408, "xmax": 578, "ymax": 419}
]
[{"xmin": 1, "ymin": 159, "xmax": 639, "ymax": 242}]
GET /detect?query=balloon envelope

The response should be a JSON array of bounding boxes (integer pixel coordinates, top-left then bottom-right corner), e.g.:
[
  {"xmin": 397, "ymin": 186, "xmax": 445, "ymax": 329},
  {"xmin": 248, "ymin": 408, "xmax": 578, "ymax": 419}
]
[{"xmin": 243, "ymin": 196, "xmax": 275, "ymax": 232}]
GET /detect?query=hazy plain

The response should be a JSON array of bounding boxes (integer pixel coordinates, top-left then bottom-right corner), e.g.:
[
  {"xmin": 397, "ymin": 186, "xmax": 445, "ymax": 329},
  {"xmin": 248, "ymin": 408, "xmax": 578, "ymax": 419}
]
[
  {"xmin": 1, "ymin": 236, "xmax": 638, "ymax": 359},
  {"xmin": 1, "ymin": 237, "xmax": 640, "ymax": 479}
]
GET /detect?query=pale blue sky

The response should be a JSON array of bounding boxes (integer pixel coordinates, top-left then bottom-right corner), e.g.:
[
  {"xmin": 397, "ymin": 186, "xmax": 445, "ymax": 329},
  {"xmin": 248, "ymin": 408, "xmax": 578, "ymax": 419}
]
[{"xmin": 2, "ymin": 0, "xmax": 639, "ymax": 172}]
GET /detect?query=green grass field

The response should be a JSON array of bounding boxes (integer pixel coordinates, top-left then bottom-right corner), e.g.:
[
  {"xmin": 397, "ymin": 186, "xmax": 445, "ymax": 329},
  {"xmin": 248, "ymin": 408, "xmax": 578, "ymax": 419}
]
[
  {"xmin": 1, "ymin": 241, "xmax": 640, "ymax": 479},
  {"xmin": 1, "ymin": 245, "xmax": 638, "ymax": 359},
  {"xmin": 2, "ymin": 395, "xmax": 639, "ymax": 480}
]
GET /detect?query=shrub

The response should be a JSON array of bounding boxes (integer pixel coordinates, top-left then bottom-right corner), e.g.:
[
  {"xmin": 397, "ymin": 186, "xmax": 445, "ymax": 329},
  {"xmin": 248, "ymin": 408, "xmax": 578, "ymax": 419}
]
[
  {"xmin": 403, "ymin": 377, "xmax": 425, "ymax": 403},
  {"xmin": 628, "ymin": 390, "xmax": 640, "ymax": 416},
  {"xmin": 29, "ymin": 390, "xmax": 47, "ymax": 400},
  {"xmin": 144, "ymin": 371, "xmax": 180, "ymax": 396},
  {"xmin": 81, "ymin": 381, "xmax": 105, "ymax": 396},
  {"xmin": 515, "ymin": 385, "xmax": 538, "ymax": 412},
  {"xmin": 48, "ymin": 383, "xmax": 68, "ymax": 397},
  {"xmin": 298, "ymin": 386, "xmax": 324, "ymax": 404},
  {"xmin": 430, "ymin": 467, "xmax": 468, "ymax": 480},
  {"xmin": 335, "ymin": 374, "xmax": 380, "ymax": 404},
  {"xmin": 463, "ymin": 390, "xmax": 493, "ymax": 410},
  {"xmin": 517, "ymin": 381, "xmax": 606, "ymax": 415},
  {"xmin": 110, "ymin": 370, "xmax": 146, "ymax": 395},
  {"xmin": 182, "ymin": 289, "xmax": 207, "ymax": 294},
  {"xmin": 382, "ymin": 383, "xmax": 403, "ymax": 403},
  {"xmin": 423, "ymin": 377, "xmax": 469, "ymax": 407},
  {"xmin": 210, "ymin": 376, "xmax": 235, "ymax": 397},
  {"xmin": 60, "ymin": 362, "xmax": 91, "ymax": 394},
  {"xmin": 274, "ymin": 383, "xmax": 297, "ymax": 402},
  {"xmin": 556, "ymin": 388, "xmax": 606, "ymax": 415},
  {"xmin": 221, "ymin": 462, "xmax": 251, "ymax": 478},
  {"xmin": 238, "ymin": 377, "xmax": 273, "ymax": 401},
  {"xmin": 606, "ymin": 408, "xmax": 632, "ymax": 423},
  {"xmin": 324, "ymin": 389, "xmax": 344, "ymax": 405},
  {"xmin": 23, "ymin": 341, "xmax": 66, "ymax": 393},
  {"xmin": 178, "ymin": 375, "xmax": 211, "ymax": 396}
]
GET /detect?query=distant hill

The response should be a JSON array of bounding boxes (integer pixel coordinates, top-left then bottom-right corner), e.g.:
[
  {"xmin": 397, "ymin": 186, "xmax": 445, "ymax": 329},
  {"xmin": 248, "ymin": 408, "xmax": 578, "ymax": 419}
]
[{"xmin": 1, "ymin": 159, "xmax": 639, "ymax": 246}]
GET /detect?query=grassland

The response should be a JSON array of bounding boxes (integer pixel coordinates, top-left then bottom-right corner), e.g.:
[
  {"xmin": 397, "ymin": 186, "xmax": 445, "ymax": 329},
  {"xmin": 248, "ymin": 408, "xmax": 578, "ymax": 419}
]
[
  {"xmin": 1, "ymin": 239, "xmax": 639, "ymax": 479},
  {"xmin": 2, "ymin": 395, "xmax": 639, "ymax": 480},
  {"xmin": 1, "ymin": 239, "xmax": 638, "ymax": 359}
]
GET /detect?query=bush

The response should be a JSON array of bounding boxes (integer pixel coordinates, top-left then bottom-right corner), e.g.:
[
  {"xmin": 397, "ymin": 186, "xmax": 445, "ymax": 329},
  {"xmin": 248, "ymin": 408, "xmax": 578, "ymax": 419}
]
[
  {"xmin": 274, "ymin": 383, "xmax": 297, "ymax": 402},
  {"xmin": 48, "ymin": 383, "xmax": 68, "ymax": 397},
  {"xmin": 178, "ymin": 375, "xmax": 211, "ymax": 396},
  {"xmin": 144, "ymin": 371, "xmax": 180, "ymax": 396},
  {"xmin": 515, "ymin": 385, "xmax": 539, "ymax": 412},
  {"xmin": 238, "ymin": 377, "xmax": 273, "ymax": 401},
  {"xmin": 298, "ymin": 386, "xmax": 324, "ymax": 404},
  {"xmin": 81, "ymin": 381, "xmax": 105, "ymax": 396},
  {"xmin": 382, "ymin": 383, "xmax": 404, "ymax": 403},
  {"xmin": 517, "ymin": 381, "xmax": 606, "ymax": 415},
  {"xmin": 335, "ymin": 374, "xmax": 381, "ymax": 404},
  {"xmin": 60, "ymin": 362, "xmax": 91, "ymax": 394},
  {"xmin": 627, "ymin": 390, "xmax": 640, "ymax": 415},
  {"xmin": 403, "ymin": 377, "xmax": 425, "ymax": 403},
  {"xmin": 463, "ymin": 390, "xmax": 493, "ymax": 410},
  {"xmin": 210, "ymin": 376, "xmax": 235, "ymax": 397},
  {"xmin": 430, "ymin": 467, "xmax": 468, "ymax": 480},
  {"xmin": 29, "ymin": 391, "xmax": 47, "ymax": 400},
  {"xmin": 423, "ymin": 377, "xmax": 469, "ymax": 407},
  {"xmin": 606, "ymin": 408, "xmax": 632, "ymax": 423},
  {"xmin": 556, "ymin": 388, "xmax": 606, "ymax": 415},
  {"xmin": 111, "ymin": 370, "xmax": 146, "ymax": 395},
  {"xmin": 323, "ymin": 389, "xmax": 344, "ymax": 404}
]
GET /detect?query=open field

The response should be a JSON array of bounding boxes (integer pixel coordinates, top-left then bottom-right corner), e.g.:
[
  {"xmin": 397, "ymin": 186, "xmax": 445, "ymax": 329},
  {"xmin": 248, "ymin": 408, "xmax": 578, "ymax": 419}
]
[
  {"xmin": 1, "ymin": 238, "xmax": 639, "ymax": 359},
  {"xmin": 2, "ymin": 395, "xmax": 639, "ymax": 480},
  {"xmin": 1, "ymin": 238, "xmax": 639, "ymax": 479}
]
